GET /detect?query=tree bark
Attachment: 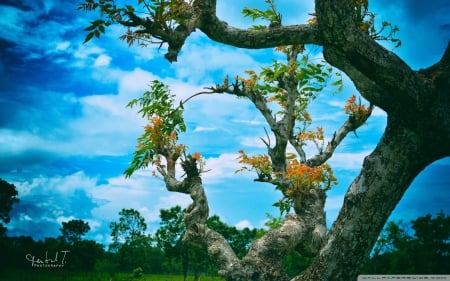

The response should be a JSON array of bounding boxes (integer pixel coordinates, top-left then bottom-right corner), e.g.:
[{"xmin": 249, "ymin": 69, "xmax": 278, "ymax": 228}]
[{"xmin": 295, "ymin": 115, "xmax": 446, "ymax": 280}]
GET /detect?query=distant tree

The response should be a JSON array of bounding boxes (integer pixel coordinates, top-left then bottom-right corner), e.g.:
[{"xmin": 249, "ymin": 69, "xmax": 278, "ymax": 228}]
[
  {"xmin": 364, "ymin": 211, "xmax": 450, "ymax": 274},
  {"xmin": 110, "ymin": 208, "xmax": 147, "ymax": 250},
  {"xmin": 155, "ymin": 206, "xmax": 186, "ymax": 274},
  {"xmin": 109, "ymin": 208, "xmax": 162, "ymax": 273},
  {"xmin": 60, "ymin": 219, "xmax": 90, "ymax": 245},
  {"xmin": 0, "ymin": 178, "xmax": 19, "ymax": 236}
]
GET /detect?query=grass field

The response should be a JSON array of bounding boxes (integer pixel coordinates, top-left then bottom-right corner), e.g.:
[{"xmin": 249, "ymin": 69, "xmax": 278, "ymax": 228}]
[{"xmin": 0, "ymin": 270, "xmax": 224, "ymax": 281}]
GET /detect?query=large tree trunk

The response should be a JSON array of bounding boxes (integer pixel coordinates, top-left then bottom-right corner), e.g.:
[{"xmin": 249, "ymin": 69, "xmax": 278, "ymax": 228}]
[{"xmin": 296, "ymin": 115, "xmax": 446, "ymax": 280}]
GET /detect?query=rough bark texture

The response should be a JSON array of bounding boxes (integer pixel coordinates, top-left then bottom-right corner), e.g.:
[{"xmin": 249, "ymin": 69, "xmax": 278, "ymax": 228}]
[{"xmin": 118, "ymin": 0, "xmax": 450, "ymax": 280}]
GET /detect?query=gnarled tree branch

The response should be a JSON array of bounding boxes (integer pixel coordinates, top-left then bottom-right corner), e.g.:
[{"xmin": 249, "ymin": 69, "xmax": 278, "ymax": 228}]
[{"xmin": 306, "ymin": 106, "xmax": 373, "ymax": 167}]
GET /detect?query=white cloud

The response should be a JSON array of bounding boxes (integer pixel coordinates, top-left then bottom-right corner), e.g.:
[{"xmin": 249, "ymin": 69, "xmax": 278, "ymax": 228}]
[
  {"xmin": 0, "ymin": 129, "xmax": 47, "ymax": 155},
  {"xmin": 175, "ymin": 37, "xmax": 263, "ymax": 84},
  {"xmin": 193, "ymin": 126, "xmax": 217, "ymax": 132},
  {"xmin": 19, "ymin": 171, "xmax": 97, "ymax": 196},
  {"xmin": 240, "ymin": 136, "xmax": 274, "ymax": 149},
  {"xmin": 328, "ymin": 151, "xmax": 371, "ymax": 170},
  {"xmin": 72, "ymin": 44, "xmax": 107, "ymax": 66},
  {"xmin": 8, "ymin": 170, "xmax": 183, "ymax": 242},
  {"xmin": 56, "ymin": 215, "xmax": 77, "ymax": 225},
  {"xmin": 94, "ymin": 54, "xmax": 112, "ymax": 67},
  {"xmin": 235, "ymin": 219, "xmax": 254, "ymax": 230},
  {"xmin": 324, "ymin": 193, "xmax": 347, "ymax": 225},
  {"xmin": 118, "ymin": 67, "xmax": 158, "ymax": 96},
  {"xmin": 55, "ymin": 41, "xmax": 71, "ymax": 51},
  {"xmin": 57, "ymin": 68, "xmax": 160, "ymax": 156},
  {"xmin": 233, "ymin": 118, "xmax": 265, "ymax": 126},
  {"xmin": 90, "ymin": 169, "xmax": 189, "ymax": 224},
  {"xmin": 202, "ymin": 153, "xmax": 243, "ymax": 184}
]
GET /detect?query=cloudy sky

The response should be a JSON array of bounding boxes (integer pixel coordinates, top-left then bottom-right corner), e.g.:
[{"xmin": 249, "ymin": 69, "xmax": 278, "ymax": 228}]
[{"xmin": 0, "ymin": 0, "xmax": 449, "ymax": 245}]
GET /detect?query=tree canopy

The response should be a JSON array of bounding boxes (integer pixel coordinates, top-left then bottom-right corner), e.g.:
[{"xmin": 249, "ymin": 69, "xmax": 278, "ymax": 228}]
[
  {"xmin": 0, "ymin": 178, "xmax": 19, "ymax": 236},
  {"xmin": 60, "ymin": 219, "xmax": 90, "ymax": 245},
  {"xmin": 364, "ymin": 211, "xmax": 450, "ymax": 274}
]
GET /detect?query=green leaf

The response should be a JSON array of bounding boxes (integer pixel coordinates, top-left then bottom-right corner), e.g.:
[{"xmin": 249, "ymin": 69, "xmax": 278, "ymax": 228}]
[
  {"xmin": 83, "ymin": 32, "xmax": 95, "ymax": 43},
  {"xmin": 250, "ymin": 25, "xmax": 267, "ymax": 30},
  {"xmin": 84, "ymin": 24, "xmax": 98, "ymax": 31},
  {"xmin": 242, "ymin": 7, "xmax": 266, "ymax": 21}
]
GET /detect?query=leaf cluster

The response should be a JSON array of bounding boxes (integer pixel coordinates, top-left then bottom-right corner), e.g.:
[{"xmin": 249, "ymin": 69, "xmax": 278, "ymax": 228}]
[
  {"xmin": 124, "ymin": 80, "xmax": 186, "ymax": 178},
  {"xmin": 272, "ymin": 161, "xmax": 336, "ymax": 214},
  {"xmin": 242, "ymin": 0, "xmax": 282, "ymax": 30},
  {"xmin": 236, "ymin": 150, "xmax": 273, "ymax": 182},
  {"xmin": 344, "ymin": 94, "xmax": 373, "ymax": 127},
  {"xmin": 285, "ymin": 161, "xmax": 336, "ymax": 193},
  {"xmin": 232, "ymin": 46, "xmax": 342, "ymax": 214},
  {"xmin": 297, "ymin": 127, "xmax": 325, "ymax": 153},
  {"xmin": 351, "ymin": 0, "xmax": 401, "ymax": 48},
  {"xmin": 239, "ymin": 46, "xmax": 341, "ymax": 123},
  {"xmin": 77, "ymin": 0, "xmax": 119, "ymax": 43},
  {"xmin": 78, "ymin": 0, "xmax": 197, "ymax": 46}
]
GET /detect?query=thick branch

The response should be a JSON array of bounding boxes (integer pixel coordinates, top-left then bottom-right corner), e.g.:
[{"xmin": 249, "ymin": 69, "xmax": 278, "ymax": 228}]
[
  {"xmin": 121, "ymin": 0, "xmax": 321, "ymax": 61},
  {"xmin": 203, "ymin": 227, "xmax": 241, "ymax": 277},
  {"xmin": 289, "ymin": 135, "xmax": 308, "ymax": 163},
  {"xmin": 200, "ymin": 22, "xmax": 322, "ymax": 50},
  {"xmin": 159, "ymin": 155, "xmax": 241, "ymax": 278},
  {"xmin": 295, "ymin": 119, "xmax": 437, "ymax": 281},
  {"xmin": 306, "ymin": 107, "xmax": 373, "ymax": 167},
  {"xmin": 316, "ymin": 0, "xmax": 429, "ymax": 115},
  {"xmin": 197, "ymin": 0, "xmax": 322, "ymax": 49},
  {"xmin": 291, "ymin": 189, "xmax": 327, "ymax": 258}
]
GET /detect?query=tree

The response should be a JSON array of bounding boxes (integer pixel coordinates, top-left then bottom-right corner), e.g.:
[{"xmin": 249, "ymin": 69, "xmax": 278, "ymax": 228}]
[
  {"xmin": 79, "ymin": 0, "xmax": 450, "ymax": 280},
  {"xmin": 109, "ymin": 208, "xmax": 162, "ymax": 273},
  {"xmin": 155, "ymin": 206, "xmax": 187, "ymax": 275},
  {"xmin": 364, "ymin": 212, "xmax": 450, "ymax": 274},
  {"xmin": 60, "ymin": 219, "xmax": 90, "ymax": 245},
  {"xmin": 0, "ymin": 178, "xmax": 19, "ymax": 236},
  {"xmin": 110, "ymin": 208, "xmax": 147, "ymax": 249}
]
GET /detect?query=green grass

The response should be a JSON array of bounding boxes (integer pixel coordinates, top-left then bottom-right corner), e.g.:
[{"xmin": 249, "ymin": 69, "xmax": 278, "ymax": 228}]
[{"xmin": 0, "ymin": 270, "xmax": 224, "ymax": 281}]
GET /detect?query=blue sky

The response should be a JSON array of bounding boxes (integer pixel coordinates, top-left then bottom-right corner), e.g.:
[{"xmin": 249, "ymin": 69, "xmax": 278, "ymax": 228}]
[{"xmin": 0, "ymin": 0, "xmax": 449, "ymax": 245}]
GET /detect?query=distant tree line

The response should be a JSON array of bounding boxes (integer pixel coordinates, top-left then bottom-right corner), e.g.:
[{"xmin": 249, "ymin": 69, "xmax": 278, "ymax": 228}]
[
  {"xmin": 0, "ymin": 203, "xmax": 260, "ymax": 279},
  {"xmin": 362, "ymin": 210, "xmax": 450, "ymax": 274},
  {"xmin": 1, "ymin": 178, "xmax": 449, "ymax": 278}
]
